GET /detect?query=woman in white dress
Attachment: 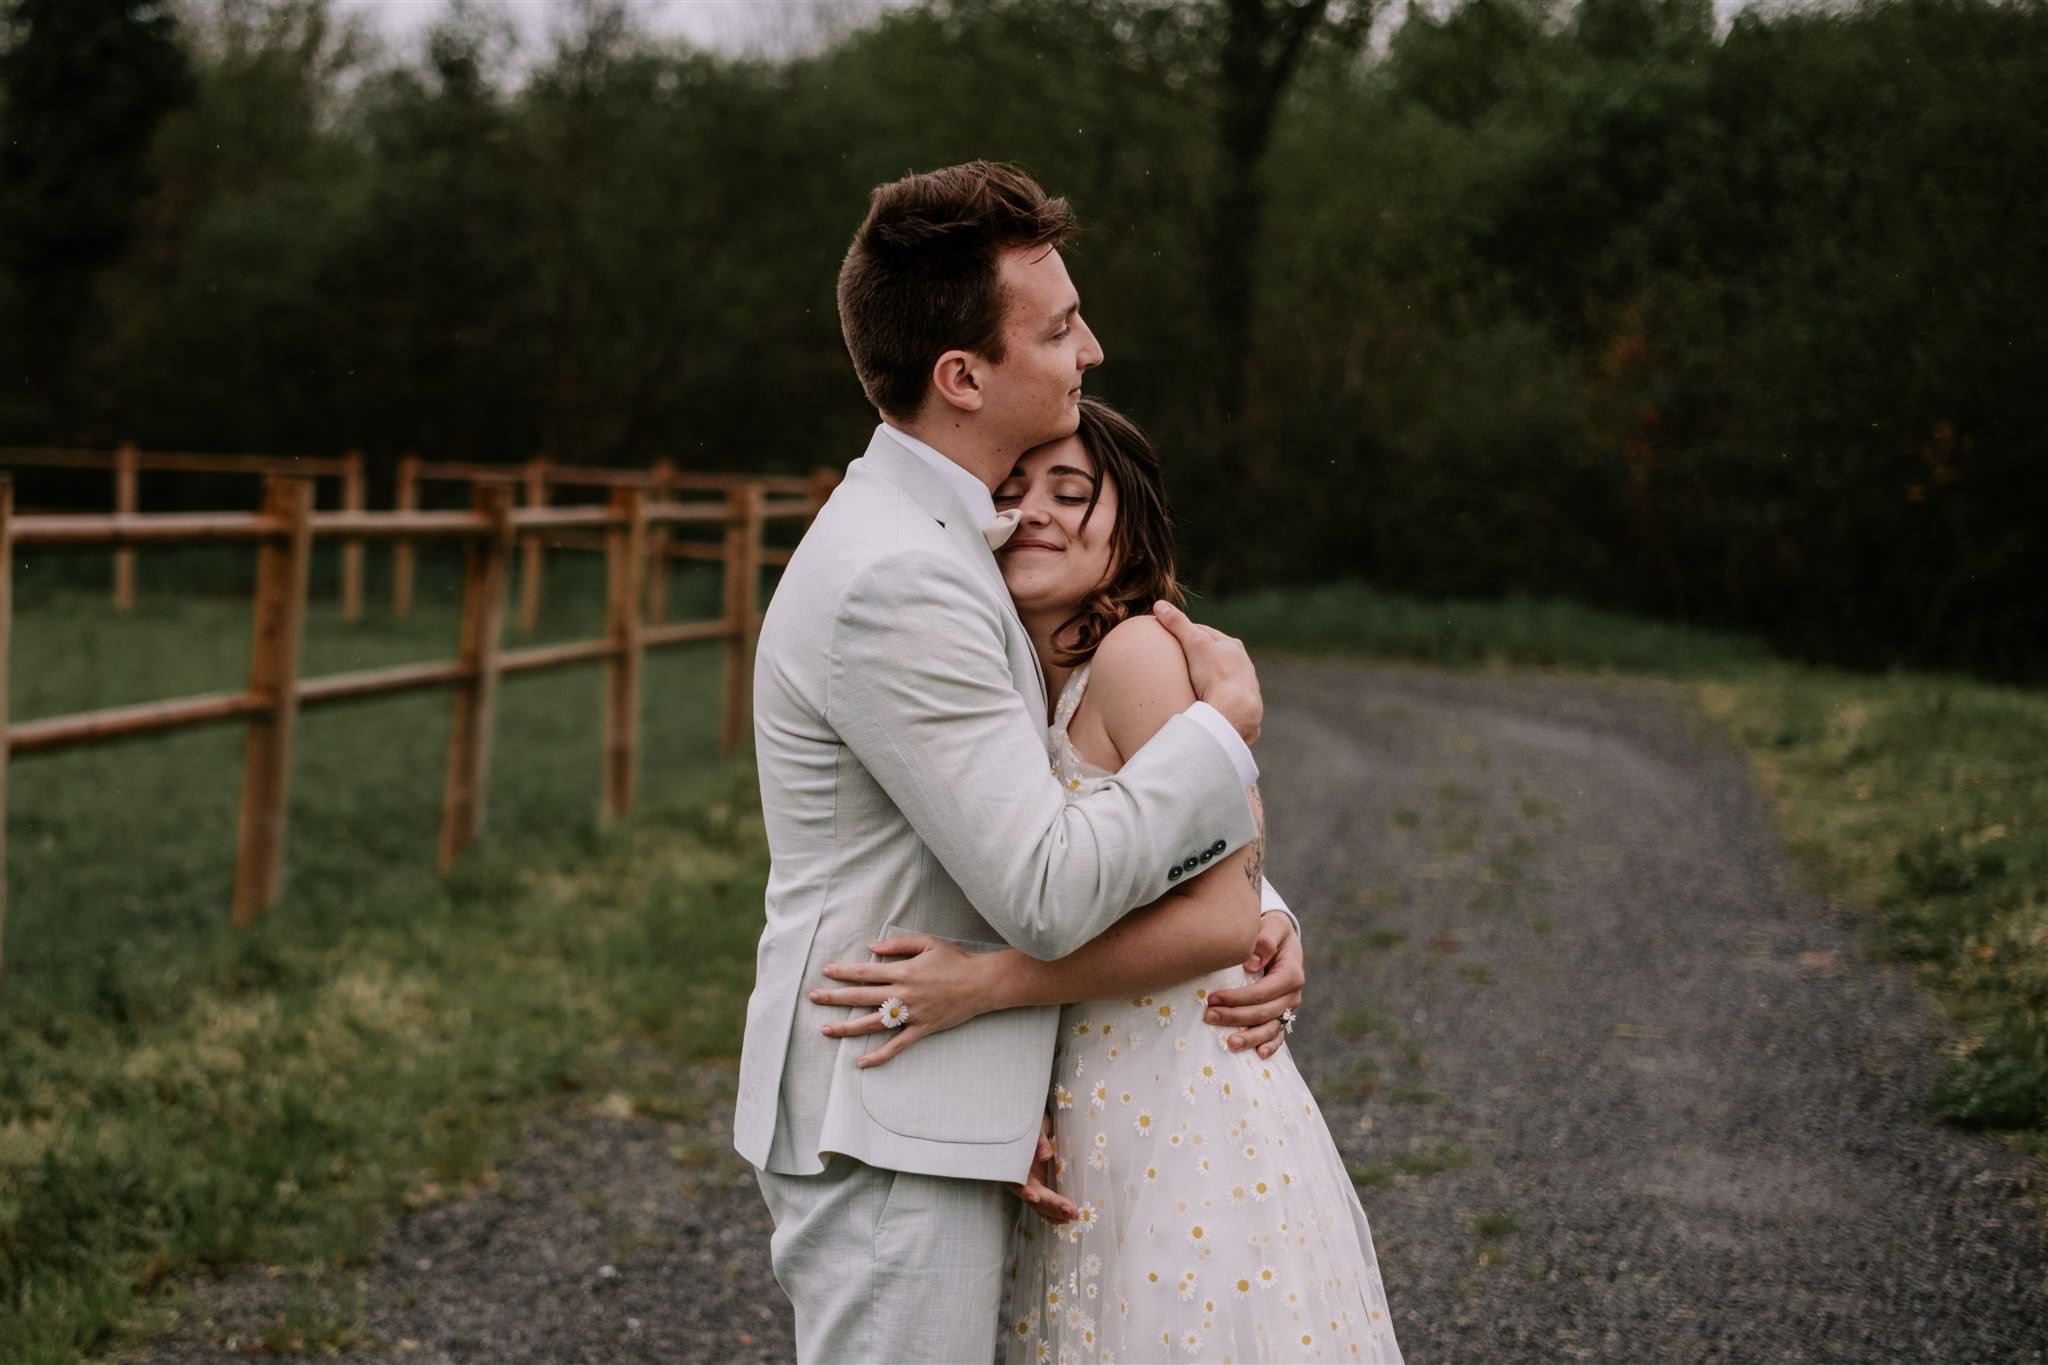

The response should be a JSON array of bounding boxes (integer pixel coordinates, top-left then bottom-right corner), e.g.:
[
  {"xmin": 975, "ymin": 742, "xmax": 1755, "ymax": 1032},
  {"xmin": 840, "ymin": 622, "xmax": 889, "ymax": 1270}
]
[{"xmin": 818, "ymin": 399, "xmax": 1402, "ymax": 1364}]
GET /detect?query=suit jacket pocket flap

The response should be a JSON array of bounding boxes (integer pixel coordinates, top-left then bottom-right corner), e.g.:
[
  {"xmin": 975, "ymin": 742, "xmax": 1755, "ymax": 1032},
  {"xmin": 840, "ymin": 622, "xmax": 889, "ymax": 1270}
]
[{"xmin": 858, "ymin": 924, "xmax": 1056, "ymax": 1144}]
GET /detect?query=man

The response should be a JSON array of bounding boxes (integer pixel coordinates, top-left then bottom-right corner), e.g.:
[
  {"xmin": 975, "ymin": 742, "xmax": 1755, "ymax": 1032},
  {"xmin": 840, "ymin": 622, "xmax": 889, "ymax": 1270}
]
[{"xmin": 735, "ymin": 161, "xmax": 1302, "ymax": 1362}]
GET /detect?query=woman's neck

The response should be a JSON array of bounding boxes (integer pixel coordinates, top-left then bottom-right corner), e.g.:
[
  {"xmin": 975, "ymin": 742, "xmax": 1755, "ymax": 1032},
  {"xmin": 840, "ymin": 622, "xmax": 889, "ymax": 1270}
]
[{"xmin": 1021, "ymin": 608, "xmax": 1076, "ymax": 719}]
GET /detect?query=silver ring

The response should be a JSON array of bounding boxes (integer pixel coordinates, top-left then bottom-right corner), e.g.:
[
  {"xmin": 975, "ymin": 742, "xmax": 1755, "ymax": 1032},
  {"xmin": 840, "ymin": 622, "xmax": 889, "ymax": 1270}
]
[
  {"xmin": 880, "ymin": 997, "xmax": 909, "ymax": 1029},
  {"xmin": 1280, "ymin": 1007, "xmax": 1297, "ymax": 1035}
]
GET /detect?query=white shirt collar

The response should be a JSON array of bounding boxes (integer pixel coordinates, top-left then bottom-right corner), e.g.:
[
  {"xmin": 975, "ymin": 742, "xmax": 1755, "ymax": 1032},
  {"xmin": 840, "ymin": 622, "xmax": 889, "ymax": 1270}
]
[{"xmin": 879, "ymin": 423, "xmax": 998, "ymax": 529}]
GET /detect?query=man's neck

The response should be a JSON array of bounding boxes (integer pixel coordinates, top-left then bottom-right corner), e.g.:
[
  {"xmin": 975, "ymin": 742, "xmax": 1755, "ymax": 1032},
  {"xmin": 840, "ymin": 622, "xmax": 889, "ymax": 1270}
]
[{"xmin": 891, "ymin": 412, "xmax": 1012, "ymax": 490}]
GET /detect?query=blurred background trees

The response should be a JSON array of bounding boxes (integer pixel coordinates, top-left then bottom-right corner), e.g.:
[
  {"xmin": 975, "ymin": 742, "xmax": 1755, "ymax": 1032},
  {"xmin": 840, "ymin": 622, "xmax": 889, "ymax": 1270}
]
[{"xmin": 0, "ymin": 0, "xmax": 2041, "ymax": 677}]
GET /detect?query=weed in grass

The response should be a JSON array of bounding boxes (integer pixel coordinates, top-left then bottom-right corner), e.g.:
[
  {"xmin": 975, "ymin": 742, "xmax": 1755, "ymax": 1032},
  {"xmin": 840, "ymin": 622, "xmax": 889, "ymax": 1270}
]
[
  {"xmin": 1346, "ymin": 1161, "xmax": 1393, "ymax": 1190},
  {"xmin": 1335, "ymin": 1008, "xmax": 1387, "ymax": 1039},
  {"xmin": 1392, "ymin": 807, "xmax": 1421, "ymax": 829},
  {"xmin": 1530, "ymin": 914, "xmax": 1555, "ymax": 937},
  {"xmin": 1396, "ymin": 1143, "xmax": 1470, "ymax": 1177},
  {"xmin": 1390, "ymin": 1085, "xmax": 1441, "ymax": 1107},
  {"xmin": 1460, "ymin": 963, "xmax": 1496, "ymax": 987},
  {"xmin": 1473, "ymin": 1211, "xmax": 1523, "ymax": 1240}
]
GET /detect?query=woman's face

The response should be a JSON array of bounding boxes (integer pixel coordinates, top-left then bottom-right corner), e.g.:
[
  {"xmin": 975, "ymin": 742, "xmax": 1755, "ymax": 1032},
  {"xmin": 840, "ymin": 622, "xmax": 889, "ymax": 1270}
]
[{"xmin": 994, "ymin": 434, "xmax": 1119, "ymax": 619}]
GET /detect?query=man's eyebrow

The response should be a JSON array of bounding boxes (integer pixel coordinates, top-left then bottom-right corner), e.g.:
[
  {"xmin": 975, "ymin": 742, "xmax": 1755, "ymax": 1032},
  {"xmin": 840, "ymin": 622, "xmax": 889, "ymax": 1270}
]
[{"xmin": 1046, "ymin": 300, "xmax": 1080, "ymax": 329}]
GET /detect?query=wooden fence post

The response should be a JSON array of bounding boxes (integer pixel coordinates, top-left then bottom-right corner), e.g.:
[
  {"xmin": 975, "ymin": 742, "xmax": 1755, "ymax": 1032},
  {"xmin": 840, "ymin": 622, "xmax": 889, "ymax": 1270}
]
[
  {"xmin": 438, "ymin": 484, "xmax": 514, "ymax": 873},
  {"xmin": 0, "ymin": 478, "xmax": 11, "ymax": 976},
  {"xmin": 392, "ymin": 453, "xmax": 419, "ymax": 618},
  {"xmin": 720, "ymin": 483, "xmax": 765, "ymax": 757},
  {"xmin": 645, "ymin": 459, "xmax": 675, "ymax": 624},
  {"xmin": 806, "ymin": 466, "xmax": 838, "ymax": 516},
  {"xmin": 517, "ymin": 458, "xmax": 550, "ymax": 633},
  {"xmin": 113, "ymin": 442, "xmax": 138, "ymax": 613},
  {"xmin": 340, "ymin": 449, "xmax": 366, "ymax": 622},
  {"xmin": 601, "ymin": 487, "xmax": 646, "ymax": 823},
  {"xmin": 230, "ymin": 477, "xmax": 315, "ymax": 927}
]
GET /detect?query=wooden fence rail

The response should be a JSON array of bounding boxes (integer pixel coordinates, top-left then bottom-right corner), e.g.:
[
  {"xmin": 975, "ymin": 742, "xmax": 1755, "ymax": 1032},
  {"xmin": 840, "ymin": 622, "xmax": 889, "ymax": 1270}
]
[
  {"xmin": 0, "ymin": 472, "xmax": 815, "ymax": 969},
  {"xmin": 0, "ymin": 445, "xmax": 836, "ymax": 633},
  {"xmin": 0, "ymin": 445, "xmax": 368, "ymax": 619},
  {"xmin": 395, "ymin": 456, "xmax": 833, "ymax": 630}
]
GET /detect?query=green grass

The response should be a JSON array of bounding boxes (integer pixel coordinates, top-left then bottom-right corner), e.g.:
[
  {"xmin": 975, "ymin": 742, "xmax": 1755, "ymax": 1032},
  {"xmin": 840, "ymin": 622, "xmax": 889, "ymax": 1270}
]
[
  {"xmin": 2, "ymin": 549, "xmax": 763, "ymax": 1362},
  {"xmin": 1201, "ymin": 581, "xmax": 1774, "ymax": 675},
  {"xmin": 1211, "ymin": 581, "xmax": 2048, "ymax": 1140}
]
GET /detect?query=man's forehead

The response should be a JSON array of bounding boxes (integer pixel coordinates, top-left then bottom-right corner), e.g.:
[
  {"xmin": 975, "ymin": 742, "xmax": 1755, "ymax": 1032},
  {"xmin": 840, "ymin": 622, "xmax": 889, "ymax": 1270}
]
[{"xmin": 999, "ymin": 244, "xmax": 1077, "ymax": 307}]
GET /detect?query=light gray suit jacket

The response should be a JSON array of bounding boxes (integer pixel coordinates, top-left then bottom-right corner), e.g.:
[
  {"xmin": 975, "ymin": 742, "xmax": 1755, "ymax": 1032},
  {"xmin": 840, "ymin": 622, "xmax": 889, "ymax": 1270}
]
[{"xmin": 734, "ymin": 430, "xmax": 1260, "ymax": 1183}]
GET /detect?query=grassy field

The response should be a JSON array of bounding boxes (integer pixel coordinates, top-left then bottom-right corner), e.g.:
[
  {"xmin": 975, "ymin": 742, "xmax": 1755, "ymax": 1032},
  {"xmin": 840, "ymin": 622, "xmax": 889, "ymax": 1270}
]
[
  {"xmin": 4, "ymin": 564, "xmax": 2042, "ymax": 1359},
  {"xmin": 2, "ymin": 546, "xmax": 770, "ymax": 1362},
  {"xmin": 1208, "ymin": 583, "xmax": 2048, "ymax": 1142}
]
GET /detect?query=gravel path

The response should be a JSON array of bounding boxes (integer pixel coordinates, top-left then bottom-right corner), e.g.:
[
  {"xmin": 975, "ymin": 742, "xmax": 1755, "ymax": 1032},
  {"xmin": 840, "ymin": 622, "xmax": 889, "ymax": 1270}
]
[{"xmin": 125, "ymin": 659, "xmax": 2047, "ymax": 1363}]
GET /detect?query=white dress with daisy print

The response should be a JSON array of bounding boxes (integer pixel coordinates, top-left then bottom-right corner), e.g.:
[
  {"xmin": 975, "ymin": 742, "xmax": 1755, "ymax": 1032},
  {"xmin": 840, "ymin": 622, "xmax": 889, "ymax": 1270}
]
[{"xmin": 999, "ymin": 666, "xmax": 1402, "ymax": 1365}]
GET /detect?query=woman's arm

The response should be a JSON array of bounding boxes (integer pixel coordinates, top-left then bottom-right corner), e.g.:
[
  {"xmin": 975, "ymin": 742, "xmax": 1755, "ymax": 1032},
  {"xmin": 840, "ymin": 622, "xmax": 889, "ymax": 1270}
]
[
  {"xmin": 1005, "ymin": 613, "xmax": 1264, "ymax": 990},
  {"xmin": 812, "ymin": 616, "xmax": 1276, "ymax": 1060}
]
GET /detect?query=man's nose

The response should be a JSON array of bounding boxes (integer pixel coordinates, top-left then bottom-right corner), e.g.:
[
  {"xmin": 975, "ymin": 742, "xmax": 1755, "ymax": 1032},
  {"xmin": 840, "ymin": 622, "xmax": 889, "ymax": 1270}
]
[{"xmin": 1076, "ymin": 317, "xmax": 1104, "ymax": 371}]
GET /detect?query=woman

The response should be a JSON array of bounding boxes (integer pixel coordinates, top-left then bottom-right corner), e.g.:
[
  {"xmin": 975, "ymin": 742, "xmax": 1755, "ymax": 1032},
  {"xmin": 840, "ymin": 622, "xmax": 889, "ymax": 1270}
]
[{"xmin": 820, "ymin": 399, "xmax": 1401, "ymax": 1363}]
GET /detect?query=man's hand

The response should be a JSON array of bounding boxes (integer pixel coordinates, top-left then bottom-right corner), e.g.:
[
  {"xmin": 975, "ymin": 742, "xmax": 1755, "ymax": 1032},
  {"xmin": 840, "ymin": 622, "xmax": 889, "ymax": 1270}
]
[
  {"xmin": 1009, "ymin": 1114, "xmax": 1076, "ymax": 1225},
  {"xmin": 1203, "ymin": 909, "xmax": 1304, "ymax": 1059},
  {"xmin": 1151, "ymin": 600, "xmax": 1262, "ymax": 745}
]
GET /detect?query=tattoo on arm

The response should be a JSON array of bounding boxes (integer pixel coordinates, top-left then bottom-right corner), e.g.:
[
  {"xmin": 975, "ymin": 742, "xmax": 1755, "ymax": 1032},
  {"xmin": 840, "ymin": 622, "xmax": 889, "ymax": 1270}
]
[{"xmin": 1244, "ymin": 784, "xmax": 1266, "ymax": 891}]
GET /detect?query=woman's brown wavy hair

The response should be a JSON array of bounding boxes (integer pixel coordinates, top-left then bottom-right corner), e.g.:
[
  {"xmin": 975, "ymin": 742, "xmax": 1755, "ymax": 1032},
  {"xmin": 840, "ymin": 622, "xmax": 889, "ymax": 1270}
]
[{"xmin": 1048, "ymin": 397, "xmax": 1184, "ymax": 667}]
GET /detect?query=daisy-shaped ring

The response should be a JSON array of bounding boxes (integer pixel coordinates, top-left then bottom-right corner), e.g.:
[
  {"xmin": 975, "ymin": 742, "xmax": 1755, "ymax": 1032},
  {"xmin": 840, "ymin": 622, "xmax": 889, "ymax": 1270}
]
[
  {"xmin": 1280, "ymin": 1007, "xmax": 1297, "ymax": 1035},
  {"xmin": 880, "ymin": 997, "xmax": 910, "ymax": 1028}
]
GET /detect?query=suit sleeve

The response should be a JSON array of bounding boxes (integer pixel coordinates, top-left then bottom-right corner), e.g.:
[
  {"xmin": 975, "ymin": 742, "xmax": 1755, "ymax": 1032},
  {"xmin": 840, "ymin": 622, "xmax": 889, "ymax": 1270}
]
[{"xmin": 828, "ymin": 551, "xmax": 1260, "ymax": 959}]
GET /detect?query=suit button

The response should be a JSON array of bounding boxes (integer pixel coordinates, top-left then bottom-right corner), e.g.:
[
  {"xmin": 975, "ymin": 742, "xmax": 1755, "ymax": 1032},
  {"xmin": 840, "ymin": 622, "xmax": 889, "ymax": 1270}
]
[
  {"xmin": 1199, "ymin": 850, "xmax": 1214, "ymax": 864},
  {"xmin": 1167, "ymin": 866, "xmax": 1182, "ymax": 882},
  {"xmin": 1182, "ymin": 856, "xmax": 1201, "ymax": 873},
  {"xmin": 1209, "ymin": 839, "xmax": 1227, "ymax": 855}
]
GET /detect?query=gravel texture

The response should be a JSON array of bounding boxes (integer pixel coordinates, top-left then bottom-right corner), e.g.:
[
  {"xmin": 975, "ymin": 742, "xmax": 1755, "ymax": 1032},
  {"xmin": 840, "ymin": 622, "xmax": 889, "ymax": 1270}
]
[{"xmin": 124, "ymin": 658, "xmax": 2047, "ymax": 1363}]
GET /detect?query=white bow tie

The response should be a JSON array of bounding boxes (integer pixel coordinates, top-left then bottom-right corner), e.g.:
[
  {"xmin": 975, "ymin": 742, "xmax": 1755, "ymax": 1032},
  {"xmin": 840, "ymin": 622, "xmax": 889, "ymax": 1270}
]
[{"xmin": 981, "ymin": 508, "xmax": 1021, "ymax": 550}]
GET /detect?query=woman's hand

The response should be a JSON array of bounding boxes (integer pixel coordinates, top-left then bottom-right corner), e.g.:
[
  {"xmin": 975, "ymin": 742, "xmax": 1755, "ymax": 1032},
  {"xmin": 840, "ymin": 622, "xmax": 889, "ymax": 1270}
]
[
  {"xmin": 1202, "ymin": 910, "xmax": 1305, "ymax": 1059},
  {"xmin": 1010, "ymin": 1113, "xmax": 1076, "ymax": 1225},
  {"xmin": 809, "ymin": 934, "xmax": 1007, "ymax": 1068}
]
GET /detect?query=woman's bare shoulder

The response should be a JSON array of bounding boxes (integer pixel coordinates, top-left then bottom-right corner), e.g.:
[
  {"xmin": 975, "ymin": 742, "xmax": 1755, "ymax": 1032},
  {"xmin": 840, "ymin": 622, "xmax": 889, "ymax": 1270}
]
[{"xmin": 1086, "ymin": 613, "xmax": 1197, "ymax": 759}]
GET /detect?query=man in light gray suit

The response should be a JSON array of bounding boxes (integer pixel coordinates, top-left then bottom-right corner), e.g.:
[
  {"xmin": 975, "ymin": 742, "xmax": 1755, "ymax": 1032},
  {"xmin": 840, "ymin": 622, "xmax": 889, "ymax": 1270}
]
[{"xmin": 736, "ymin": 161, "xmax": 1302, "ymax": 1362}]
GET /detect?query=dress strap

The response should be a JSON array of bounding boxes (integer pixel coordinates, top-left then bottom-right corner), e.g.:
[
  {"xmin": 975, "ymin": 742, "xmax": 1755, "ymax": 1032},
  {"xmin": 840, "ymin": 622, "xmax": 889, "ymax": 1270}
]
[{"xmin": 1051, "ymin": 663, "xmax": 1093, "ymax": 733}]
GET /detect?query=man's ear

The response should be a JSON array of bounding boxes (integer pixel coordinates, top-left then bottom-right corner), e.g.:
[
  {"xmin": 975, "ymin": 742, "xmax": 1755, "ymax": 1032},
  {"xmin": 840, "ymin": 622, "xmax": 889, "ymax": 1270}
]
[{"xmin": 930, "ymin": 348, "xmax": 986, "ymax": 413}]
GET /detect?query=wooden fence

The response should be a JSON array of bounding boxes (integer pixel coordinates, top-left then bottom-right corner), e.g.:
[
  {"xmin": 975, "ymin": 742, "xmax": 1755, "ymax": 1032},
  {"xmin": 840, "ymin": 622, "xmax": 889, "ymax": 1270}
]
[
  {"xmin": 0, "ymin": 472, "xmax": 823, "ymax": 976},
  {"xmin": 393, "ymin": 456, "xmax": 836, "ymax": 630},
  {"xmin": 0, "ymin": 445, "xmax": 368, "ymax": 617}
]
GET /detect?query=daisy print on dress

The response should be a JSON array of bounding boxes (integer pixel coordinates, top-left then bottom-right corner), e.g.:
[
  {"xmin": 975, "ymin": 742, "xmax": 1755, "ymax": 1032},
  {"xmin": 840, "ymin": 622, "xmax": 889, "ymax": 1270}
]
[{"xmin": 997, "ymin": 665, "xmax": 1402, "ymax": 1365}]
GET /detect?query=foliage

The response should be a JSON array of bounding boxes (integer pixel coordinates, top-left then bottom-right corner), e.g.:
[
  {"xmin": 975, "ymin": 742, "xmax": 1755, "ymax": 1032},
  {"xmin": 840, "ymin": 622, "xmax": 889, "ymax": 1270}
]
[
  {"xmin": 0, "ymin": 0, "xmax": 2042, "ymax": 681},
  {"xmin": 0, "ymin": 0, "xmax": 191, "ymax": 431}
]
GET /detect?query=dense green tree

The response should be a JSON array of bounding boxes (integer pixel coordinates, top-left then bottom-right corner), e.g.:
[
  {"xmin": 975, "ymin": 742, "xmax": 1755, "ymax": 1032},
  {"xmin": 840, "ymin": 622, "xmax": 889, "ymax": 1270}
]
[
  {"xmin": 1, "ymin": 0, "xmax": 2040, "ymax": 675},
  {"xmin": 0, "ymin": 0, "xmax": 191, "ymax": 436}
]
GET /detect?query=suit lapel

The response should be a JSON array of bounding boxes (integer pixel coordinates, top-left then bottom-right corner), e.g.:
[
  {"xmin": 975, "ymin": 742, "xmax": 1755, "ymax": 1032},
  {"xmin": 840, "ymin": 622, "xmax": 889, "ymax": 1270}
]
[{"xmin": 853, "ymin": 432, "xmax": 1049, "ymax": 722}]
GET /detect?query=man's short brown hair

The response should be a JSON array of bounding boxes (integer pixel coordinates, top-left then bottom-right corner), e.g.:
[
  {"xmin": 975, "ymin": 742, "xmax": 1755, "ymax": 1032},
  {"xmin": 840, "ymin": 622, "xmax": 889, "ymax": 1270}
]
[{"xmin": 837, "ymin": 161, "xmax": 1078, "ymax": 420}]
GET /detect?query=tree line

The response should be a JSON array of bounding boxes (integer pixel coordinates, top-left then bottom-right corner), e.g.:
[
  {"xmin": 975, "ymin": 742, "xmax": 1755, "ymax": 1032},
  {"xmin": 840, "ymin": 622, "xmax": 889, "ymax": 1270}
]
[{"xmin": 1, "ymin": 0, "xmax": 2042, "ymax": 678}]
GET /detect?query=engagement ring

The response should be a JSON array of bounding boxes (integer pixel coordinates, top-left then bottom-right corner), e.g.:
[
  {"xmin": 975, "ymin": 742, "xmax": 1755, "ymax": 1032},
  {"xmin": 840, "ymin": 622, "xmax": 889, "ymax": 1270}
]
[
  {"xmin": 880, "ymin": 997, "xmax": 910, "ymax": 1029},
  {"xmin": 1280, "ymin": 1007, "xmax": 1297, "ymax": 1035}
]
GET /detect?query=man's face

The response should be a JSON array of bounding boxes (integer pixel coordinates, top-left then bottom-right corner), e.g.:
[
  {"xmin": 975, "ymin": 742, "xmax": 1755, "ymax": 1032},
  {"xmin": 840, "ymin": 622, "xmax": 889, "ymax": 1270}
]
[{"xmin": 978, "ymin": 246, "xmax": 1103, "ymax": 453}]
